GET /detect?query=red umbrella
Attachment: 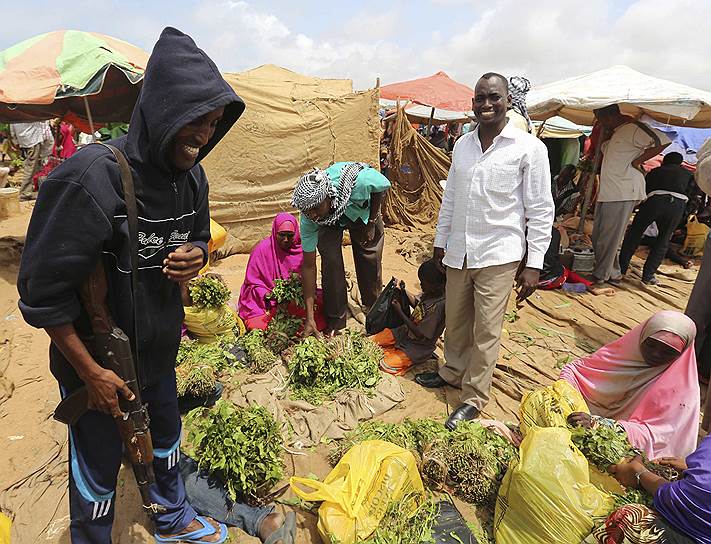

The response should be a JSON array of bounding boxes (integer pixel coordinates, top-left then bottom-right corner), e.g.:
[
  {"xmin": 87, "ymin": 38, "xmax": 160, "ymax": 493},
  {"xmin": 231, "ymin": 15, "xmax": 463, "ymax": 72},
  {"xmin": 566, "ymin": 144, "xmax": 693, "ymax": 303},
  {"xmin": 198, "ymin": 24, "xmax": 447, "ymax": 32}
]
[{"xmin": 380, "ymin": 71, "xmax": 475, "ymax": 112}]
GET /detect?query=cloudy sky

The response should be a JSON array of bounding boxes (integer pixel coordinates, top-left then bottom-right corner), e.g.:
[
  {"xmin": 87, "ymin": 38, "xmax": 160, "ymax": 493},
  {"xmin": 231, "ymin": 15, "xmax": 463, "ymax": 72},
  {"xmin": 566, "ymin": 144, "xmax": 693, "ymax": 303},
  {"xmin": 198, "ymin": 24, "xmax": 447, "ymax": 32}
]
[{"xmin": 2, "ymin": 0, "xmax": 710, "ymax": 92}]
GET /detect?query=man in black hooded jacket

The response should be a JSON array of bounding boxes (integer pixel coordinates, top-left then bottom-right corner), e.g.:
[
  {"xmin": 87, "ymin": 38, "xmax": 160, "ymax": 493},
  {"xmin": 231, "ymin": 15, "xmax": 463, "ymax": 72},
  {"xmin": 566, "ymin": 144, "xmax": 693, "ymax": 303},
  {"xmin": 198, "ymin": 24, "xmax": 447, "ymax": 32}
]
[{"xmin": 17, "ymin": 28, "xmax": 244, "ymax": 542}]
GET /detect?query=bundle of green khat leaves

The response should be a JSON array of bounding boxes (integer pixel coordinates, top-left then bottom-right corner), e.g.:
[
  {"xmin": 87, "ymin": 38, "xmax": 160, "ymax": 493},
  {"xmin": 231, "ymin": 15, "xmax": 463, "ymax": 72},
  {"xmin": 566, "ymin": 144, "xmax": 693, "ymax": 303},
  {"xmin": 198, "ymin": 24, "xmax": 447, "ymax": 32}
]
[
  {"xmin": 189, "ymin": 275, "xmax": 231, "ymax": 309},
  {"xmin": 287, "ymin": 330, "xmax": 382, "ymax": 405},
  {"xmin": 267, "ymin": 273, "xmax": 304, "ymax": 307},
  {"xmin": 184, "ymin": 400, "xmax": 284, "ymax": 502}
]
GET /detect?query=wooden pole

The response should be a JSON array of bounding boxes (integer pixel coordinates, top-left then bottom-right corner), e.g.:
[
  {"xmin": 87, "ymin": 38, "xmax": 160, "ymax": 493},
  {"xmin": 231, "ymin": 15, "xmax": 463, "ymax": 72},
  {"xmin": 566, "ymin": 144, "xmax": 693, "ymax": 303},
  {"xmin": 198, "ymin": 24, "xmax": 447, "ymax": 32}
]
[
  {"xmin": 426, "ymin": 106, "xmax": 435, "ymax": 136},
  {"xmin": 577, "ymin": 131, "xmax": 604, "ymax": 234}
]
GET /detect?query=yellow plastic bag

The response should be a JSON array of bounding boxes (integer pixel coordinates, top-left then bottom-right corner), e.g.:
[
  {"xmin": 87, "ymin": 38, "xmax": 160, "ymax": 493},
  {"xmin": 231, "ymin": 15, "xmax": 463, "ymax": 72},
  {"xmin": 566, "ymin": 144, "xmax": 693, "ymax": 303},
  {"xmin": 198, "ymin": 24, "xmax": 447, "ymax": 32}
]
[
  {"xmin": 494, "ymin": 427, "xmax": 614, "ymax": 544},
  {"xmin": 290, "ymin": 440, "xmax": 425, "ymax": 544},
  {"xmin": 183, "ymin": 305, "xmax": 240, "ymax": 343},
  {"xmin": 519, "ymin": 379, "xmax": 589, "ymax": 435},
  {"xmin": 199, "ymin": 219, "xmax": 228, "ymax": 274},
  {"xmin": 0, "ymin": 512, "xmax": 10, "ymax": 544},
  {"xmin": 681, "ymin": 215, "xmax": 710, "ymax": 257}
]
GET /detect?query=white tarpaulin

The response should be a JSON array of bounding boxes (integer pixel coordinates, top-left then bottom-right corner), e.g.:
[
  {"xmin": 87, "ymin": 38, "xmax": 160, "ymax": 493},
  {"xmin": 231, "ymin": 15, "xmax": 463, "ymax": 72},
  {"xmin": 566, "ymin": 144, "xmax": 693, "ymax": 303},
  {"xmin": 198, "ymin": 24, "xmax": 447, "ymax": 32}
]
[
  {"xmin": 527, "ymin": 65, "xmax": 711, "ymax": 128},
  {"xmin": 533, "ymin": 116, "xmax": 591, "ymax": 139},
  {"xmin": 380, "ymin": 99, "xmax": 470, "ymax": 124}
]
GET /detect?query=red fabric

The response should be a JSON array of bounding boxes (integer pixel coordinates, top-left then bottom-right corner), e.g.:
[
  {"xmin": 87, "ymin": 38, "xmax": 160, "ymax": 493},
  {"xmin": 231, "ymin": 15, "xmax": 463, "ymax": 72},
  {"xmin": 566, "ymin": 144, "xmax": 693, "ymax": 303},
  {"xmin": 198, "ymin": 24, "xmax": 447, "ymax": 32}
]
[
  {"xmin": 642, "ymin": 154, "xmax": 696, "ymax": 173},
  {"xmin": 53, "ymin": 122, "xmax": 77, "ymax": 159},
  {"xmin": 380, "ymin": 71, "xmax": 475, "ymax": 111}
]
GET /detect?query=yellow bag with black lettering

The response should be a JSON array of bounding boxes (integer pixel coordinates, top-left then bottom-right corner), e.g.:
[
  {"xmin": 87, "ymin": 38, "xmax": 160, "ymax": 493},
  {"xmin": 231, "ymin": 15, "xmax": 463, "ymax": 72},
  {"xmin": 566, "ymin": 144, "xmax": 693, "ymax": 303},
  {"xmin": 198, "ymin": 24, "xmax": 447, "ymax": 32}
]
[
  {"xmin": 681, "ymin": 215, "xmax": 710, "ymax": 257},
  {"xmin": 519, "ymin": 379, "xmax": 589, "ymax": 435},
  {"xmin": 289, "ymin": 440, "xmax": 424, "ymax": 544},
  {"xmin": 494, "ymin": 427, "xmax": 614, "ymax": 544}
]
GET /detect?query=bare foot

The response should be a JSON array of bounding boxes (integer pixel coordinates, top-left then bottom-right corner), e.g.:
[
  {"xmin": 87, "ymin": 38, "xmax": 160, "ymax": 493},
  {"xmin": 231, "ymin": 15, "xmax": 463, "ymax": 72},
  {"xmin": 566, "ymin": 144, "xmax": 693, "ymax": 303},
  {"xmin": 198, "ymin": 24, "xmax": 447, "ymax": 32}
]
[
  {"xmin": 159, "ymin": 516, "xmax": 222, "ymax": 542},
  {"xmin": 259, "ymin": 512, "xmax": 285, "ymax": 542}
]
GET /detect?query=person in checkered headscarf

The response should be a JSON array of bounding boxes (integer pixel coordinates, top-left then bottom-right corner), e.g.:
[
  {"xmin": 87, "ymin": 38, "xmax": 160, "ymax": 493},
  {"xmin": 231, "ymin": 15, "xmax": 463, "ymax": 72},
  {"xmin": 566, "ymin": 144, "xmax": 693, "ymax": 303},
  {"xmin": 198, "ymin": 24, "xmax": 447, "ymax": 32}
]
[{"xmin": 291, "ymin": 162, "xmax": 391, "ymax": 336}]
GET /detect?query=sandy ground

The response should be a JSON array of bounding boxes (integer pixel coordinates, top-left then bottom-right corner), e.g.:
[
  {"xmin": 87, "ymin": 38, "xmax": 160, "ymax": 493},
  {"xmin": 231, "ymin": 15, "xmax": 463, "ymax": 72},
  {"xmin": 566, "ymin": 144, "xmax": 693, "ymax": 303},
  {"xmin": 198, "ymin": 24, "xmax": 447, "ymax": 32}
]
[{"xmin": 0, "ymin": 204, "xmax": 705, "ymax": 543}]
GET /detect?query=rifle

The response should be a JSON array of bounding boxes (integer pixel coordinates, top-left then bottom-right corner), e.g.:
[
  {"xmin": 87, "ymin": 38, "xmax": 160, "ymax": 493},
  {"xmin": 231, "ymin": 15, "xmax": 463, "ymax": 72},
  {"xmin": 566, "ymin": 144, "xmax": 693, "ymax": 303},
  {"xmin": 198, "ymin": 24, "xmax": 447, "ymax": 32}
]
[
  {"xmin": 53, "ymin": 261, "xmax": 166, "ymax": 514},
  {"xmin": 53, "ymin": 143, "xmax": 166, "ymax": 515}
]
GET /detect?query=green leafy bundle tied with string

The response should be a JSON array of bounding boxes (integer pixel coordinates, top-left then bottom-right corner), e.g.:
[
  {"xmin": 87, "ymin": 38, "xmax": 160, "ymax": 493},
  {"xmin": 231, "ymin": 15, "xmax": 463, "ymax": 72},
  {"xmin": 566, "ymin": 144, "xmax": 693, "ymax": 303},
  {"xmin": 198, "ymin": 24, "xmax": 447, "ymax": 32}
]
[
  {"xmin": 420, "ymin": 420, "xmax": 518, "ymax": 506},
  {"xmin": 287, "ymin": 330, "xmax": 382, "ymax": 405},
  {"xmin": 267, "ymin": 272, "xmax": 304, "ymax": 307},
  {"xmin": 264, "ymin": 308, "xmax": 303, "ymax": 354},
  {"xmin": 176, "ymin": 361, "xmax": 216, "ymax": 397},
  {"xmin": 184, "ymin": 400, "xmax": 284, "ymax": 502},
  {"xmin": 239, "ymin": 329, "xmax": 278, "ymax": 373},
  {"xmin": 176, "ymin": 338, "xmax": 238, "ymax": 372},
  {"xmin": 330, "ymin": 419, "xmax": 517, "ymax": 506},
  {"xmin": 328, "ymin": 419, "xmax": 448, "ymax": 466},
  {"xmin": 189, "ymin": 275, "xmax": 231, "ymax": 309}
]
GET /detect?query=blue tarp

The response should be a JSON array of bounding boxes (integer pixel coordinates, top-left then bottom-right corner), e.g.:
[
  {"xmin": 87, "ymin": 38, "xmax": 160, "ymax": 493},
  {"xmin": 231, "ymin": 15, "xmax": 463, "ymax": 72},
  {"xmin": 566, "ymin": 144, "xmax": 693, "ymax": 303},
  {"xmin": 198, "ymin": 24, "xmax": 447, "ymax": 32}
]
[{"xmin": 644, "ymin": 115, "xmax": 711, "ymax": 165}]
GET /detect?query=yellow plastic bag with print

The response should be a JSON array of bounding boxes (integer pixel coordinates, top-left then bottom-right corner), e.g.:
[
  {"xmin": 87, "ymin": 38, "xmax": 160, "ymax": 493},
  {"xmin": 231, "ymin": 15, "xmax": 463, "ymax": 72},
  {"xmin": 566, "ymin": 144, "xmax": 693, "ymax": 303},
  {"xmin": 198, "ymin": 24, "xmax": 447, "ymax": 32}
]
[
  {"xmin": 494, "ymin": 427, "xmax": 614, "ymax": 544},
  {"xmin": 519, "ymin": 379, "xmax": 589, "ymax": 435},
  {"xmin": 289, "ymin": 440, "xmax": 425, "ymax": 544}
]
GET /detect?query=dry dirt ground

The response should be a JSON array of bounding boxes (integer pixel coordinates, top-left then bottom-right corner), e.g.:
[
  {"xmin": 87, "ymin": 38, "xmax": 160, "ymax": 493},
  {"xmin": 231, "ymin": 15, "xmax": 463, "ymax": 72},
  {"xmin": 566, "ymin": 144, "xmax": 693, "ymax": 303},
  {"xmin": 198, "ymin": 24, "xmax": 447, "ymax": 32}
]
[{"xmin": 0, "ymin": 205, "xmax": 705, "ymax": 543}]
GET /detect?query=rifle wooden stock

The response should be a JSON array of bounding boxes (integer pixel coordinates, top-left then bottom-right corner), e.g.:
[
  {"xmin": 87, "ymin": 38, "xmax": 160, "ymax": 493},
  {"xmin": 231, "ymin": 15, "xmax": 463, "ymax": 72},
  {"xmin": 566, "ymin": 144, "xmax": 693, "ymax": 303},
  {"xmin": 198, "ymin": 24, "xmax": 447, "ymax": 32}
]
[{"xmin": 53, "ymin": 260, "xmax": 166, "ymax": 514}]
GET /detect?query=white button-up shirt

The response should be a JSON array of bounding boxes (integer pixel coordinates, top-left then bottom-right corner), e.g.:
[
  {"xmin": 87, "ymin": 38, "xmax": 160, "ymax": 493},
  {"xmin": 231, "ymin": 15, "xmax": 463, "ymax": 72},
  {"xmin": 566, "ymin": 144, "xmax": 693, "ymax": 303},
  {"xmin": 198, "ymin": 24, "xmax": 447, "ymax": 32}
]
[
  {"xmin": 10, "ymin": 121, "xmax": 48, "ymax": 149},
  {"xmin": 434, "ymin": 121, "xmax": 554, "ymax": 270}
]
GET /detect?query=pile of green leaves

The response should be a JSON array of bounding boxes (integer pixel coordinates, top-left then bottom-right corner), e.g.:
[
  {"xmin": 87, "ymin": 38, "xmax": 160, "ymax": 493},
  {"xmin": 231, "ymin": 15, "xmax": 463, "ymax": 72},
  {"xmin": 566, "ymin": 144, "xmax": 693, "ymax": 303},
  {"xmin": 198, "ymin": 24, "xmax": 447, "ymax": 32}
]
[
  {"xmin": 176, "ymin": 360, "xmax": 216, "ymax": 397},
  {"xmin": 328, "ymin": 419, "xmax": 448, "ymax": 466},
  {"xmin": 330, "ymin": 419, "xmax": 517, "ymax": 507},
  {"xmin": 267, "ymin": 273, "xmax": 304, "ymax": 307},
  {"xmin": 421, "ymin": 421, "xmax": 518, "ymax": 506},
  {"xmin": 184, "ymin": 400, "xmax": 284, "ymax": 502},
  {"xmin": 287, "ymin": 330, "xmax": 382, "ymax": 405},
  {"xmin": 570, "ymin": 425, "xmax": 636, "ymax": 472},
  {"xmin": 264, "ymin": 308, "xmax": 303, "ymax": 354},
  {"xmin": 612, "ymin": 488, "xmax": 653, "ymax": 509},
  {"xmin": 238, "ymin": 329, "xmax": 279, "ymax": 373},
  {"xmin": 176, "ymin": 338, "xmax": 238, "ymax": 373},
  {"xmin": 189, "ymin": 275, "xmax": 231, "ymax": 309},
  {"xmin": 359, "ymin": 493, "xmax": 439, "ymax": 544}
]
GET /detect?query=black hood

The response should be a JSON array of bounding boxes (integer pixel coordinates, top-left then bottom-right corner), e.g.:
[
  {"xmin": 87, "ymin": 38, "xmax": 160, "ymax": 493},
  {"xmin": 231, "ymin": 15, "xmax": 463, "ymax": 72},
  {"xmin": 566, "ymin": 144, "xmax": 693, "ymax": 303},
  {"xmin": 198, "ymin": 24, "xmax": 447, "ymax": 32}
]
[{"xmin": 125, "ymin": 27, "xmax": 245, "ymax": 173}]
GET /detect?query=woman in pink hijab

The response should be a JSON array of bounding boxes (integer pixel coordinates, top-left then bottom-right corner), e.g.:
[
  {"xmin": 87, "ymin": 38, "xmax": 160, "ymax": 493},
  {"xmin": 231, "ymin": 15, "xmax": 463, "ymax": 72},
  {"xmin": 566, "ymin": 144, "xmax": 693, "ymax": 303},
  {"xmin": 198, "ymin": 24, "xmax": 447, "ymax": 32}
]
[
  {"xmin": 563, "ymin": 310, "xmax": 700, "ymax": 460},
  {"xmin": 238, "ymin": 213, "xmax": 325, "ymax": 331}
]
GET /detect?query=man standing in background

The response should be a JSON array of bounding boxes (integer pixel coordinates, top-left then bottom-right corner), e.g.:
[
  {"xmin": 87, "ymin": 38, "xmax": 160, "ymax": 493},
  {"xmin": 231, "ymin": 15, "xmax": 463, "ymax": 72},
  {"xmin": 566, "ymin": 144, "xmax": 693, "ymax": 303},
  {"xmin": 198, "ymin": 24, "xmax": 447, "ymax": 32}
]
[
  {"xmin": 10, "ymin": 120, "xmax": 50, "ymax": 200},
  {"xmin": 591, "ymin": 105, "xmax": 670, "ymax": 285}
]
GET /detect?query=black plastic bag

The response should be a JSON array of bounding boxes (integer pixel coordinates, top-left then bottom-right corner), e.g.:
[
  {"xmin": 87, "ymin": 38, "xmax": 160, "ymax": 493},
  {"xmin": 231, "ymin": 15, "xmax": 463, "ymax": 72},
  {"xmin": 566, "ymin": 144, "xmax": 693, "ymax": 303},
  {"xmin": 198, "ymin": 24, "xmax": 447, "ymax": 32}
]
[
  {"xmin": 365, "ymin": 277, "xmax": 410, "ymax": 335},
  {"xmin": 432, "ymin": 500, "xmax": 478, "ymax": 544}
]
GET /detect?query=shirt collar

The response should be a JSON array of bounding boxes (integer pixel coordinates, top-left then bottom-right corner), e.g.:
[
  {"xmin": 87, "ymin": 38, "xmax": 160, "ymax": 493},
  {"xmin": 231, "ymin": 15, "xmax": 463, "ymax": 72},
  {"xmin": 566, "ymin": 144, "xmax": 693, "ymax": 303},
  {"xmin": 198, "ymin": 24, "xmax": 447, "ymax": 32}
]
[{"xmin": 472, "ymin": 117, "xmax": 517, "ymax": 148}]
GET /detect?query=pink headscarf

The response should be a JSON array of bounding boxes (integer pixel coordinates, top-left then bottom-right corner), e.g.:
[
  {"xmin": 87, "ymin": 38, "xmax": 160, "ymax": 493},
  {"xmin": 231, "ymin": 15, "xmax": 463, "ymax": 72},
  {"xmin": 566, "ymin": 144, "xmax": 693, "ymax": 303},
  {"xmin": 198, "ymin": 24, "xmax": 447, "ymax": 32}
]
[
  {"xmin": 237, "ymin": 213, "xmax": 303, "ymax": 321},
  {"xmin": 561, "ymin": 310, "xmax": 700, "ymax": 459}
]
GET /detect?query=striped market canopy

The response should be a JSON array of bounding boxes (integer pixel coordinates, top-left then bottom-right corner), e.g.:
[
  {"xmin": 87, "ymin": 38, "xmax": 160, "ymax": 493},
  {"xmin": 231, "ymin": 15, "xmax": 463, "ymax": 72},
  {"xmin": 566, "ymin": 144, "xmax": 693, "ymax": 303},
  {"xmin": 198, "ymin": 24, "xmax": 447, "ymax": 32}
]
[{"xmin": 0, "ymin": 30, "xmax": 149, "ymax": 122}]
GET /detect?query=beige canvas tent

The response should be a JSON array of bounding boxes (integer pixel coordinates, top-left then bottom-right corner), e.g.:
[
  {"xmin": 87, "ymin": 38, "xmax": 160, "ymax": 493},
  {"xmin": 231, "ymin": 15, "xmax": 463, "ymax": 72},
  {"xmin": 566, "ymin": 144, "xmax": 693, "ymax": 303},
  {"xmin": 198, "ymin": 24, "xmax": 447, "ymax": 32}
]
[{"xmin": 201, "ymin": 64, "xmax": 380, "ymax": 253}]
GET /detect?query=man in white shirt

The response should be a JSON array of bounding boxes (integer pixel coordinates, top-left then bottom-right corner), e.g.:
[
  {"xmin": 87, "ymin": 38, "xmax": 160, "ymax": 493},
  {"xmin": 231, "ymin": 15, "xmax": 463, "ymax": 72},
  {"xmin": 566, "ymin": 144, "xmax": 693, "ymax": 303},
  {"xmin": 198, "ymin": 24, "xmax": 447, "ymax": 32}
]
[
  {"xmin": 10, "ymin": 121, "xmax": 50, "ymax": 201},
  {"xmin": 591, "ymin": 104, "xmax": 670, "ymax": 285},
  {"xmin": 415, "ymin": 73, "xmax": 554, "ymax": 429}
]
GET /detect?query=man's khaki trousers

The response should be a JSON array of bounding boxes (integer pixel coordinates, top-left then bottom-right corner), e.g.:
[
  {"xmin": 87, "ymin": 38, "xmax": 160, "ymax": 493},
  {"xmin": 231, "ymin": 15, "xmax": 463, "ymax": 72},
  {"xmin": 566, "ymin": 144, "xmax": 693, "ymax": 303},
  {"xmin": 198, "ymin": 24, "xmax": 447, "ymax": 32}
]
[{"xmin": 438, "ymin": 261, "xmax": 519, "ymax": 411}]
